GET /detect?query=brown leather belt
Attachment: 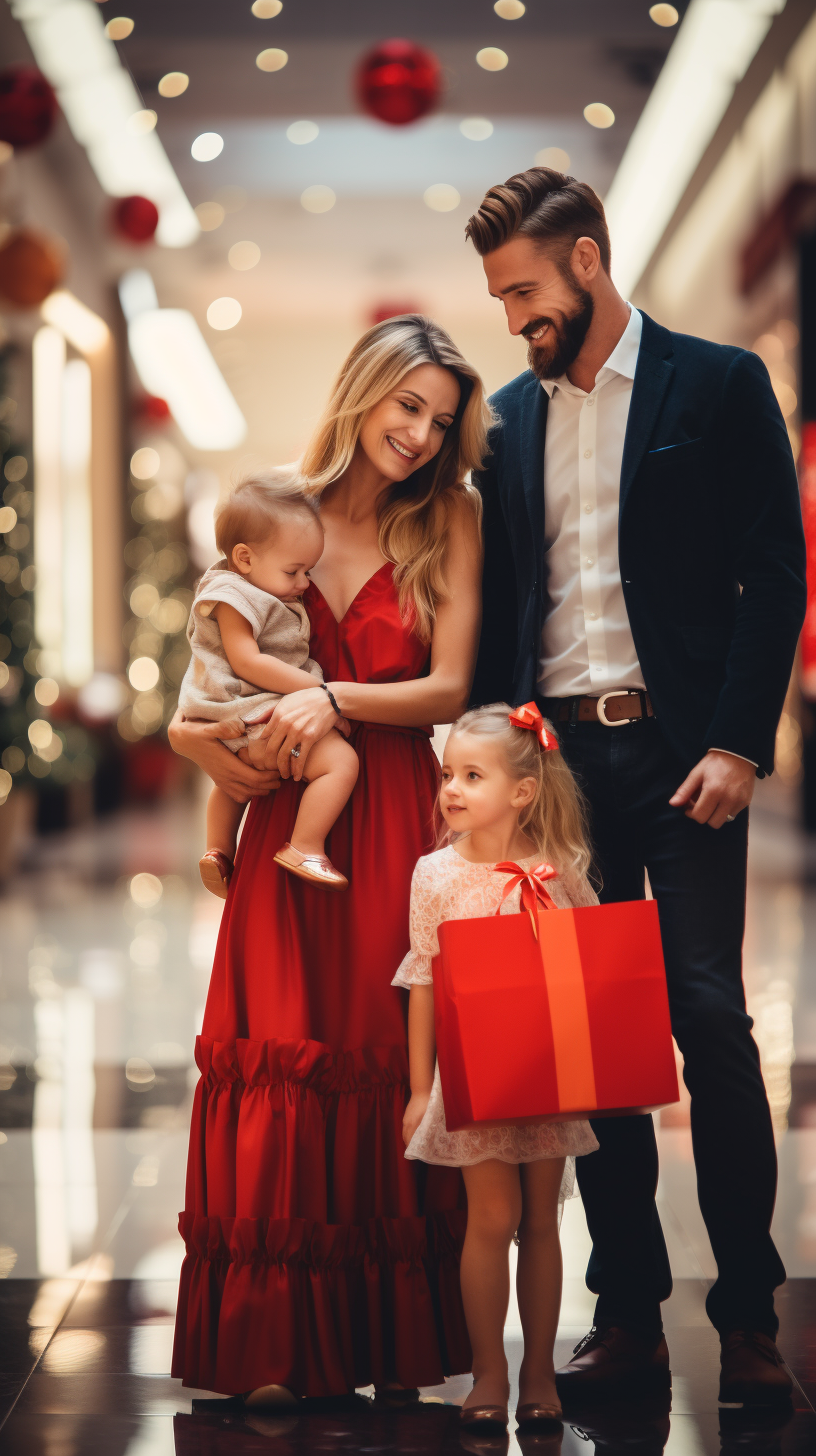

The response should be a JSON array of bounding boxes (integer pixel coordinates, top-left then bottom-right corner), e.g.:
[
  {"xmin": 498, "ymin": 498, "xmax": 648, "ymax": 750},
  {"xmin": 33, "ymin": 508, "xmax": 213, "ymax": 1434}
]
[{"xmin": 542, "ymin": 691, "xmax": 655, "ymax": 727}]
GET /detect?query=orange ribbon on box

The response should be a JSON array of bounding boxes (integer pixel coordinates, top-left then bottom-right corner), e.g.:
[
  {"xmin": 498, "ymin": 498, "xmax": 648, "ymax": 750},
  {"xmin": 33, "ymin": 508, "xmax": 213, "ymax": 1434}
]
[{"xmin": 494, "ymin": 861, "xmax": 597, "ymax": 1113}]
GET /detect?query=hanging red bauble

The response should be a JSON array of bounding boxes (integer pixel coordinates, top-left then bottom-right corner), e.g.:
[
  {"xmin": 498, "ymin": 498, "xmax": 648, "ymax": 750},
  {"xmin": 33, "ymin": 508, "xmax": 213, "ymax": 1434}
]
[
  {"xmin": 0, "ymin": 66, "xmax": 58, "ymax": 149},
  {"xmin": 134, "ymin": 393, "xmax": 171, "ymax": 424},
  {"xmin": 370, "ymin": 301, "xmax": 422, "ymax": 325},
  {"xmin": 111, "ymin": 195, "xmax": 159, "ymax": 245},
  {"xmin": 0, "ymin": 227, "xmax": 65, "ymax": 308},
  {"xmin": 356, "ymin": 39, "xmax": 441, "ymax": 126}
]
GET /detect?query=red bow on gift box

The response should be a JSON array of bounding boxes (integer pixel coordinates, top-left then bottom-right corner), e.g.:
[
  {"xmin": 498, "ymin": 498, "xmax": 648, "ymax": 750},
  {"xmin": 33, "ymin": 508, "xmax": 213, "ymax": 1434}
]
[
  {"xmin": 494, "ymin": 860, "xmax": 558, "ymax": 938},
  {"xmin": 508, "ymin": 702, "xmax": 559, "ymax": 751}
]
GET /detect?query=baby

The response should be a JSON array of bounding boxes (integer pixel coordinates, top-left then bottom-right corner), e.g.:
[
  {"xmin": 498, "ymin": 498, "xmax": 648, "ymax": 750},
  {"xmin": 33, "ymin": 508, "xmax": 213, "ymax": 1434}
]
[{"xmin": 179, "ymin": 473, "xmax": 359, "ymax": 896}]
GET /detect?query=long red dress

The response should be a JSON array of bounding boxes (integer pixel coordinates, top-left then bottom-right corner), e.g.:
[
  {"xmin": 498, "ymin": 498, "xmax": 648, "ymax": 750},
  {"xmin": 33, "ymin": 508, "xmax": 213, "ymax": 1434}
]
[{"xmin": 172, "ymin": 564, "xmax": 470, "ymax": 1396}]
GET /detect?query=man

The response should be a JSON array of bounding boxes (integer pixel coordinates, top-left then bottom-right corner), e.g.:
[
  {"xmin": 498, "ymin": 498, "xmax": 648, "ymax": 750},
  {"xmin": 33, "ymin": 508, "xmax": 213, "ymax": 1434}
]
[{"xmin": 467, "ymin": 168, "xmax": 806, "ymax": 1406}]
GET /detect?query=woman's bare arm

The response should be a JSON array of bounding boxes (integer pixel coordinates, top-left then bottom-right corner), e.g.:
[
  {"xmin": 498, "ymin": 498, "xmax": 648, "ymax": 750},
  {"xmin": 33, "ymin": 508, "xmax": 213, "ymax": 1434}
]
[
  {"xmin": 258, "ymin": 496, "xmax": 483, "ymax": 777},
  {"xmin": 167, "ymin": 711, "xmax": 280, "ymax": 803}
]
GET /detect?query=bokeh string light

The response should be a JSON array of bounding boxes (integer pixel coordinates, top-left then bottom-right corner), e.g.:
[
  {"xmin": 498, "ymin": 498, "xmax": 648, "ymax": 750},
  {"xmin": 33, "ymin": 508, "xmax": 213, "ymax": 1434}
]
[{"xmin": 117, "ymin": 441, "xmax": 194, "ymax": 746}]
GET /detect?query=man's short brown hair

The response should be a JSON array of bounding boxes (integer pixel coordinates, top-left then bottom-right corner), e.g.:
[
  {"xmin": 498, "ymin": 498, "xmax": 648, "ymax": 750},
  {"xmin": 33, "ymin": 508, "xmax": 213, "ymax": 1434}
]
[{"xmin": 465, "ymin": 167, "xmax": 611, "ymax": 273}]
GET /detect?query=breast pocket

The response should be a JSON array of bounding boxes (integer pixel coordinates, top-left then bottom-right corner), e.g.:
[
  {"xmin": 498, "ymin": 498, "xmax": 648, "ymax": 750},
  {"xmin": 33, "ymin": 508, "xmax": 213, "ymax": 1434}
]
[
  {"xmin": 647, "ymin": 437, "xmax": 704, "ymax": 457},
  {"xmin": 640, "ymin": 437, "xmax": 714, "ymax": 541}
]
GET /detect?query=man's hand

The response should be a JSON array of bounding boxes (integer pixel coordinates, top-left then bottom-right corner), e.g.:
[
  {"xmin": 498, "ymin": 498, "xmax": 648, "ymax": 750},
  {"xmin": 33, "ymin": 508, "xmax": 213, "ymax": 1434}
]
[
  {"xmin": 402, "ymin": 1090, "xmax": 431, "ymax": 1148},
  {"xmin": 670, "ymin": 749, "xmax": 756, "ymax": 829}
]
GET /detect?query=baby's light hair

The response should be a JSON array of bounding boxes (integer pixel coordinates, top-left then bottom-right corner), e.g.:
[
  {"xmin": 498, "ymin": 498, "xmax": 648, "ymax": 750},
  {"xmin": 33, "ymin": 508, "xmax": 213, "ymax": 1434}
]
[
  {"xmin": 215, "ymin": 470, "xmax": 322, "ymax": 571},
  {"xmin": 437, "ymin": 702, "xmax": 593, "ymax": 880}
]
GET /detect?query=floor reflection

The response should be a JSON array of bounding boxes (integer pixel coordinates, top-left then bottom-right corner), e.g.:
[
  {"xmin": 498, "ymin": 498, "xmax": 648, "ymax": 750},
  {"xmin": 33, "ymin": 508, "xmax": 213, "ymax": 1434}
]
[{"xmin": 0, "ymin": 789, "xmax": 814, "ymax": 1453}]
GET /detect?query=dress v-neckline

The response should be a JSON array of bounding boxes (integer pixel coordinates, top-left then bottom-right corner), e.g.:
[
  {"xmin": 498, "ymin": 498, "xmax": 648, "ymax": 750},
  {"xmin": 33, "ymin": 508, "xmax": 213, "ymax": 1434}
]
[{"xmin": 307, "ymin": 561, "xmax": 393, "ymax": 626}]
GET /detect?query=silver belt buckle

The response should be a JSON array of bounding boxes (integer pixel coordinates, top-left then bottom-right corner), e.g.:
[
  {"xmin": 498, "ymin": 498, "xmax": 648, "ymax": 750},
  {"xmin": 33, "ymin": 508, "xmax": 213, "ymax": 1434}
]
[{"xmin": 596, "ymin": 690, "xmax": 637, "ymax": 727}]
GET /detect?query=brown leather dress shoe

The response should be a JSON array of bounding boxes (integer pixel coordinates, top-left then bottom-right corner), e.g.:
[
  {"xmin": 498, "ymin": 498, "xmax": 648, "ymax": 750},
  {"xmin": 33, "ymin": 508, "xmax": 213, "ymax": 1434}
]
[
  {"xmin": 719, "ymin": 1331, "xmax": 793, "ymax": 1405},
  {"xmin": 556, "ymin": 1327, "xmax": 671, "ymax": 1404}
]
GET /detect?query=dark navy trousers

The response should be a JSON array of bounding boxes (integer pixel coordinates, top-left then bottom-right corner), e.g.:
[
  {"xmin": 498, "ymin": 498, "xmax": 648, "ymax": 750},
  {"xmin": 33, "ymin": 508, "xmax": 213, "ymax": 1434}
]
[{"xmin": 549, "ymin": 713, "xmax": 786, "ymax": 1337}]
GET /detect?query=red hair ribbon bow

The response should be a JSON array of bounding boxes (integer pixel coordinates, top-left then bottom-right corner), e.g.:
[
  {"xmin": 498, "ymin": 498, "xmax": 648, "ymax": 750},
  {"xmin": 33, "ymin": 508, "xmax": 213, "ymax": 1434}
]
[
  {"xmin": 494, "ymin": 860, "xmax": 558, "ymax": 939},
  {"xmin": 508, "ymin": 702, "xmax": 559, "ymax": 751}
]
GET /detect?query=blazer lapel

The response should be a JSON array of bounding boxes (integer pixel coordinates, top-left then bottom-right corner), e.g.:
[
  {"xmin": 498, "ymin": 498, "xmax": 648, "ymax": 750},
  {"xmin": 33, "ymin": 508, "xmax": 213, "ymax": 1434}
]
[
  {"xmin": 620, "ymin": 312, "xmax": 674, "ymax": 514},
  {"xmin": 520, "ymin": 374, "xmax": 548, "ymax": 548}
]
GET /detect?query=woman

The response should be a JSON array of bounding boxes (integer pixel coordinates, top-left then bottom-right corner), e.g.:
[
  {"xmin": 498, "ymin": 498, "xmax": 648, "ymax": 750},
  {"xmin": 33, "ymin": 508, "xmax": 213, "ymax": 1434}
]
[{"xmin": 170, "ymin": 316, "xmax": 490, "ymax": 1402}]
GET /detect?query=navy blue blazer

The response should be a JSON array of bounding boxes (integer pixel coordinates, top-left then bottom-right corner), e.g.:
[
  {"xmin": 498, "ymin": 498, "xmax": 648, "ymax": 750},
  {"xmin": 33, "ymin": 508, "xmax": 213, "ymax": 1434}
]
[{"xmin": 471, "ymin": 311, "xmax": 807, "ymax": 776}]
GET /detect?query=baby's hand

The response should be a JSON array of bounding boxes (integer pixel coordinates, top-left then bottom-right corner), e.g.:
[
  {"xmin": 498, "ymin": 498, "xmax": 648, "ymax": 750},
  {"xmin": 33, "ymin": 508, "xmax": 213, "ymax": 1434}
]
[
  {"xmin": 334, "ymin": 716, "xmax": 352, "ymax": 739},
  {"xmin": 402, "ymin": 1090, "xmax": 431, "ymax": 1148},
  {"xmin": 213, "ymin": 718, "xmax": 247, "ymax": 741}
]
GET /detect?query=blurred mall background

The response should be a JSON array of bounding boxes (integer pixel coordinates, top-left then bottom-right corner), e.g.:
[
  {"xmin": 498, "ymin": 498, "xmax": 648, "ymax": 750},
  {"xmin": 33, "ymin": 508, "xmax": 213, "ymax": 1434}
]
[{"xmin": 1, "ymin": 1, "xmax": 816, "ymax": 1452}]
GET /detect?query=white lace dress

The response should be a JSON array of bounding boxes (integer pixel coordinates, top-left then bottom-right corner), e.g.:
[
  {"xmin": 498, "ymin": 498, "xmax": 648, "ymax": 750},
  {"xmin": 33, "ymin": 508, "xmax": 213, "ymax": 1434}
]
[{"xmin": 392, "ymin": 846, "xmax": 599, "ymax": 1196}]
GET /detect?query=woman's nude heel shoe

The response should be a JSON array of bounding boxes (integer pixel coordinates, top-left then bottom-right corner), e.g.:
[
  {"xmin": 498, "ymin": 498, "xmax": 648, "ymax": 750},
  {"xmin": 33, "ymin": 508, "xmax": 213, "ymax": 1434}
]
[{"xmin": 273, "ymin": 843, "xmax": 348, "ymax": 890}]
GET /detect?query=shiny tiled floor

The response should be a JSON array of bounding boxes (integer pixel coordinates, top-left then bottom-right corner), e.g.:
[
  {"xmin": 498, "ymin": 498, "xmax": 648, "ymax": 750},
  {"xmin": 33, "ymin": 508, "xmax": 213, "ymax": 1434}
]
[{"xmin": 0, "ymin": 778, "xmax": 815, "ymax": 1453}]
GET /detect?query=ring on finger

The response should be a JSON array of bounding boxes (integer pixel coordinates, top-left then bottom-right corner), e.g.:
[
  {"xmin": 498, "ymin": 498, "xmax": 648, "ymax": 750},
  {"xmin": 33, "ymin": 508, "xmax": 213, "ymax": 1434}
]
[
  {"xmin": 725, "ymin": 813, "xmax": 735, "ymax": 822},
  {"xmin": 290, "ymin": 745, "xmax": 301, "ymax": 759}
]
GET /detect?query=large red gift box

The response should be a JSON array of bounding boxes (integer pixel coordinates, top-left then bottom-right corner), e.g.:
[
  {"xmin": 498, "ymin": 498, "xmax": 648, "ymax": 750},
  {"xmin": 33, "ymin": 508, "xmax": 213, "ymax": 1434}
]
[{"xmin": 432, "ymin": 874, "xmax": 679, "ymax": 1131}]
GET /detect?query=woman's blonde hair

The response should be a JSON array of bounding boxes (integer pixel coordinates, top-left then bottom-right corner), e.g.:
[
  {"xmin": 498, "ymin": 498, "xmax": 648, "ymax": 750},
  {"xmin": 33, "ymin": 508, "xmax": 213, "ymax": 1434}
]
[
  {"xmin": 437, "ymin": 703, "xmax": 593, "ymax": 881},
  {"xmin": 299, "ymin": 314, "xmax": 493, "ymax": 641}
]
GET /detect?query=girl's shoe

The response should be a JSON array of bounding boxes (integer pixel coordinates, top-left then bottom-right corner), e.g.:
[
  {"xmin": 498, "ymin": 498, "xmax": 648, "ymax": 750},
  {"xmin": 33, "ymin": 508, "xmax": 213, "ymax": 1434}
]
[
  {"xmin": 273, "ymin": 843, "xmax": 348, "ymax": 890},
  {"xmin": 199, "ymin": 849, "xmax": 233, "ymax": 899},
  {"xmin": 459, "ymin": 1405, "xmax": 509, "ymax": 1432},
  {"xmin": 516, "ymin": 1403, "xmax": 563, "ymax": 1430}
]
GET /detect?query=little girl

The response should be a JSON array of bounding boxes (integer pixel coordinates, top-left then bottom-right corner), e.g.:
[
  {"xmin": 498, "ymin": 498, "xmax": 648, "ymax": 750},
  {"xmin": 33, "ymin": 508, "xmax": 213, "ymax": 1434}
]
[
  {"xmin": 179, "ymin": 474, "xmax": 358, "ymax": 895},
  {"xmin": 394, "ymin": 702, "xmax": 599, "ymax": 1433}
]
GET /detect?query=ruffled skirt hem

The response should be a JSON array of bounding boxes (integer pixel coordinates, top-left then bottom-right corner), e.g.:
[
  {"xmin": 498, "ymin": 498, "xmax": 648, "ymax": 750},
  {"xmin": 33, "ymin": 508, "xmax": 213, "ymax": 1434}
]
[
  {"xmin": 171, "ymin": 1208, "xmax": 471, "ymax": 1396},
  {"xmin": 173, "ymin": 1036, "xmax": 470, "ymax": 1396}
]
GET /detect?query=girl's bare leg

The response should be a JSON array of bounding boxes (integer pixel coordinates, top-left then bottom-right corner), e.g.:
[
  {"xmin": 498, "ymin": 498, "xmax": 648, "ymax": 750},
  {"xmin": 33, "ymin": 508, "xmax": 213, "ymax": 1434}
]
[
  {"xmin": 516, "ymin": 1157, "xmax": 566, "ymax": 1409},
  {"xmin": 461, "ymin": 1160, "xmax": 522, "ymax": 1411}
]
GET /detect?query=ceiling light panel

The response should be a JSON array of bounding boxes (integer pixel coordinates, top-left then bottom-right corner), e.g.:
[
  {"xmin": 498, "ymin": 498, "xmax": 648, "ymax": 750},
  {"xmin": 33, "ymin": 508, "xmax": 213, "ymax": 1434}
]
[
  {"xmin": 604, "ymin": 0, "xmax": 786, "ymax": 297},
  {"xmin": 10, "ymin": 0, "xmax": 198, "ymax": 248}
]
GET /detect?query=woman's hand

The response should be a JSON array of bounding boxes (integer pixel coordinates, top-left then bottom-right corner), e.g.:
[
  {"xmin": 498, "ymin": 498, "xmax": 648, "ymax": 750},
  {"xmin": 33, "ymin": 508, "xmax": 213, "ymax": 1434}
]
[
  {"xmin": 167, "ymin": 712, "xmax": 281, "ymax": 803},
  {"xmin": 254, "ymin": 687, "xmax": 340, "ymax": 780},
  {"xmin": 402, "ymin": 1090, "xmax": 431, "ymax": 1148}
]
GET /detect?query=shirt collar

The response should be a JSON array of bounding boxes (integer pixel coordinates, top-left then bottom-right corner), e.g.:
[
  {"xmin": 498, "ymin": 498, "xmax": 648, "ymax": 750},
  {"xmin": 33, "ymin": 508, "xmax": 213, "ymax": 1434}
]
[{"xmin": 540, "ymin": 304, "xmax": 642, "ymax": 398}]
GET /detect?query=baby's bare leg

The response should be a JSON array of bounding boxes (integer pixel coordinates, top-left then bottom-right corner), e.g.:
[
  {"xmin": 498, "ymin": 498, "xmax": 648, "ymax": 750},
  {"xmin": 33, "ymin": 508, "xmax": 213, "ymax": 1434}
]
[
  {"xmin": 207, "ymin": 785, "xmax": 248, "ymax": 859},
  {"xmin": 291, "ymin": 731, "xmax": 358, "ymax": 856}
]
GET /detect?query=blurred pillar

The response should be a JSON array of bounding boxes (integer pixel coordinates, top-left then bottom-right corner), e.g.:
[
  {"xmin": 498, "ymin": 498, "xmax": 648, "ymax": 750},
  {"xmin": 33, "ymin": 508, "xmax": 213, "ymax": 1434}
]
[{"xmin": 798, "ymin": 231, "xmax": 816, "ymax": 829}]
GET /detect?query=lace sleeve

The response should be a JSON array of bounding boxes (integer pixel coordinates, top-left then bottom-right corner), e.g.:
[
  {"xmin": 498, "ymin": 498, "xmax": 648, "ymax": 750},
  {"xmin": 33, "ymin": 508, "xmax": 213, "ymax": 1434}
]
[{"xmin": 392, "ymin": 857, "xmax": 441, "ymax": 988}]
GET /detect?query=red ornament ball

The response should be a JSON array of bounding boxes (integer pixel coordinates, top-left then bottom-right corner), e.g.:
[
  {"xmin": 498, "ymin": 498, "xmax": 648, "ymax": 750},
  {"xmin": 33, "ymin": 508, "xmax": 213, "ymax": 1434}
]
[
  {"xmin": 112, "ymin": 195, "xmax": 160, "ymax": 245},
  {"xmin": 370, "ymin": 301, "xmax": 422, "ymax": 325},
  {"xmin": 356, "ymin": 39, "xmax": 441, "ymax": 126},
  {"xmin": 0, "ymin": 227, "xmax": 65, "ymax": 309},
  {"xmin": 135, "ymin": 394, "xmax": 171, "ymax": 424},
  {"xmin": 0, "ymin": 66, "xmax": 58, "ymax": 149}
]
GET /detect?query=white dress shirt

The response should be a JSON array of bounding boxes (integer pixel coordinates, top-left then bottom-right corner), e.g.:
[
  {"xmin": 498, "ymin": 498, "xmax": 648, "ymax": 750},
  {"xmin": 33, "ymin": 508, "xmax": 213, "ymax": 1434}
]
[
  {"xmin": 536, "ymin": 307, "xmax": 755, "ymax": 769},
  {"xmin": 538, "ymin": 304, "xmax": 645, "ymax": 699}
]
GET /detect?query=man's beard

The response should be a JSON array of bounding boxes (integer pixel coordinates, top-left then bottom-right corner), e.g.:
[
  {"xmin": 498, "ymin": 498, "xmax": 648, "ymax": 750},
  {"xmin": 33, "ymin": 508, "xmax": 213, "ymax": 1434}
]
[{"xmin": 524, "ymin": 287, "xmax": 595, "ymax": 381}]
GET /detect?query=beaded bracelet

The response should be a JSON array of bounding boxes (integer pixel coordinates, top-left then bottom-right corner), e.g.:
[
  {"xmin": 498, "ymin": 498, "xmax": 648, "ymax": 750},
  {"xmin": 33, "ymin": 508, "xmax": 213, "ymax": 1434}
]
[{"xmin": 320, "ymin": 683, "xmax": 341, "ymax": 716}]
